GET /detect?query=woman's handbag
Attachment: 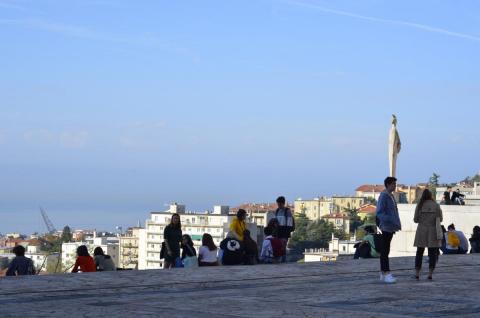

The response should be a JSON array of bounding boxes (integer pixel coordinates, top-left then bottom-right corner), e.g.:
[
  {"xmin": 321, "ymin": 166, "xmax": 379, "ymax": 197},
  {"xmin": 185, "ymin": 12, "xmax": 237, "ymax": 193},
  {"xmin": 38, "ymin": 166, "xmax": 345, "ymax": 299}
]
[
  {"xmin": 183, "ymin": 245, "xmax": 198, "ymax": 268},
  {"xmin": 435, "ymin": 217, "xmax": 443, "ymax": 240},
  {"xmin": 183, "ymin": 256, "xmax": 199, "ymax": 268},
  {"xmin": 160, "ymin": 242, "xmax": 166, "ymax": 259}
]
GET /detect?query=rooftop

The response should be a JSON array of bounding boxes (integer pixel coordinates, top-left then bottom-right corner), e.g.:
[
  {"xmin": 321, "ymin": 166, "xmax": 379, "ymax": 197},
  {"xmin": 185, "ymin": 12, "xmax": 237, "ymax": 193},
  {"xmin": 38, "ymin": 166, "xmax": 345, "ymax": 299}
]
[{"xmin": 2, "ymin": 255, "xmax": 480, "ymax": 317}]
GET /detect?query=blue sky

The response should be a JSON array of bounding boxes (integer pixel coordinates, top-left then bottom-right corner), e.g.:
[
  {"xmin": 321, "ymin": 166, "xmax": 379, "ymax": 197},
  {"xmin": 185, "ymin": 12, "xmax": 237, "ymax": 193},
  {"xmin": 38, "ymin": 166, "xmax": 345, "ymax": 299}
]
[{"xmin": 1, "ymin": 0, "xmax": 480, "ymax": 234}]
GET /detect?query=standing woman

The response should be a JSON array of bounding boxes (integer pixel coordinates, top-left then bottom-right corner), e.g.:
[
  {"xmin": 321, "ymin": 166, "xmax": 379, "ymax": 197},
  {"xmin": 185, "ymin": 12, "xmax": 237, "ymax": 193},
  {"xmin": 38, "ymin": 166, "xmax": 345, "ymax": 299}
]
[
  {"xmin": 163, "ymin": 213, "xmax": 182, "ymax": 269},
  {"xmin": 413, "ymin": 189, "xmax": 443, "ymax": 280}
]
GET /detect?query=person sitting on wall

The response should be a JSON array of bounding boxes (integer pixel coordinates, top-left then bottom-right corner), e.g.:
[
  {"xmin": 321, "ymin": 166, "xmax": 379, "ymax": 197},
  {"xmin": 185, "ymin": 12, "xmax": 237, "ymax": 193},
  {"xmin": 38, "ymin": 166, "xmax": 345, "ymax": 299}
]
[
  {"xmin": 6, "ymin": 245, "xmax": 36, "ymax": 276},
  {"xmin": 354, "ymin": 225, "xmax": 380, "ymax": 259}
]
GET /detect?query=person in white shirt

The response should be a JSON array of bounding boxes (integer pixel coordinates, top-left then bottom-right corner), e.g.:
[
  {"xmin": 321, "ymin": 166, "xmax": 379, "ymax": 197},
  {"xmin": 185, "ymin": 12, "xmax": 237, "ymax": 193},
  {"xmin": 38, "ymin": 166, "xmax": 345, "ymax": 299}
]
[{"xmin": 198, "ymin": 233, "xmax": 219, "ymax": 266}]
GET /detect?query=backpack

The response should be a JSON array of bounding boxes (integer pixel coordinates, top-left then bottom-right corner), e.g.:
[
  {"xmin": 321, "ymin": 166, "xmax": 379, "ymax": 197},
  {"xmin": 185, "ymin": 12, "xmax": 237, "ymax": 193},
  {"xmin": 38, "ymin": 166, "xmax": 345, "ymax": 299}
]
[
  {"xmin": 220, "ymin": 238, "xmax": 244, "ymax": 265},
  {"xmin": 268, "ymin": 237, "xmax": 285, "ymax": 257},
  {"xmin": 354, "ymin": 242, "xmax": 372, "ymax": 259},
  {"xmin": 447, "ymin": 232, "xmax": 460, "ymax": 248}
]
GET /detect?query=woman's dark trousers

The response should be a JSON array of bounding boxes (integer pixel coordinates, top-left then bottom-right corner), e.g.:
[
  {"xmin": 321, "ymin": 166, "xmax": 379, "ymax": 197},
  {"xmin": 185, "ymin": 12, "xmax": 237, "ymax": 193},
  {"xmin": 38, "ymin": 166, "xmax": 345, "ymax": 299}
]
[
  {"xmin": 415, "ymin": 247, "xmax": 439, "ymax": 270},
  {"xmin": 380, "ymin": 232, "xmax": 394, "ymax": 272}
]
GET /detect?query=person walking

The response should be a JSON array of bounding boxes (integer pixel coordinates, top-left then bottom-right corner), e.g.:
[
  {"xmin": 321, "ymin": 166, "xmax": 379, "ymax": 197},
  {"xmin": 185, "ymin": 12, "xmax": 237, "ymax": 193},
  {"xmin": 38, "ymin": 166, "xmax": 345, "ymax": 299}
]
[
  {"xmin": 6, "ymin": 245, "xmax": 36, "ymax": 276},
  {"xmin": 275, "ymin": 196, "xmax": 295, "ymax": 262},
  {"xmin": 376, "ymin": 177, "xmax": 402, "ymax": 284},
  {"xmin": 413, "ymin": 189, "xmax": 443, "ymax": 280},
  {"xmin": 72, "ymin": 245, "xmax": 96, "ymax": 273},
  {"xmin": 163, "ymin": 213, "xmax": 182, "ymax": 269}
]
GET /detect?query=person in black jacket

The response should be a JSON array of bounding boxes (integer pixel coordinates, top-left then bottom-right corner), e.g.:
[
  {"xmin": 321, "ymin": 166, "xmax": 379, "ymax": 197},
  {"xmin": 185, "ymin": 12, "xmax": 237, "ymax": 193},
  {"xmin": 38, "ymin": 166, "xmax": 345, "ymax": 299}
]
[
  {"xmin": 469, "ymin": 226, "xmax": 480, "ymax": 253},
  {"xmin": 6, "ymin": 245, "xmax": 36, "ymax": 276},
  {"xmin": 443, "ymin": 187, "xmax": 452, "ymax": 205},
  {"xmin": 274, "ymin": 196, "xmax": 295, "ymax": 263}
]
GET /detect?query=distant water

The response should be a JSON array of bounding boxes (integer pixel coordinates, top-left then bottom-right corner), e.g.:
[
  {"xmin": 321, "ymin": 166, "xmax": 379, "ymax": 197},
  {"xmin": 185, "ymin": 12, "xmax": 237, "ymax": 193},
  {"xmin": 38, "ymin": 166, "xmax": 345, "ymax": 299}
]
[{"xmin": 0, "ymin": 203, "xmax": 154, "ymax": 235}]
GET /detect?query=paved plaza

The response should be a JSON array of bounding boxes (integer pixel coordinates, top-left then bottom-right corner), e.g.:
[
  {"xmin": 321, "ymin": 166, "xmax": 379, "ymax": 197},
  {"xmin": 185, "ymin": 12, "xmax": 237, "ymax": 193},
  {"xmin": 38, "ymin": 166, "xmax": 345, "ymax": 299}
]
[{"xmin": 1, "ymin": 254, "xmax": 480, "ymax": 317}]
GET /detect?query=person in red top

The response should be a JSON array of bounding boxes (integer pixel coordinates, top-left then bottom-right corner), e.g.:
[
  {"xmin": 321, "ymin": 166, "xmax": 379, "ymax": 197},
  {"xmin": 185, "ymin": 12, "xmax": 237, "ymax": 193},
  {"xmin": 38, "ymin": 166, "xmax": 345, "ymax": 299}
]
[{"xmin": 72, "ymin": 245, "xmax": 96, "ymax": 273}]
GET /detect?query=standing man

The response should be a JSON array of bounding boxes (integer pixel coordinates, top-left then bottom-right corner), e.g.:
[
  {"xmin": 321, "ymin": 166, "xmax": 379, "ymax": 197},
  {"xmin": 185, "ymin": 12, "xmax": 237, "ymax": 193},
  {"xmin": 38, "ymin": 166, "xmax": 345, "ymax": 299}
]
[
  {"xmin": 376, "ymin": 177, "xmax": 402, "ymax": 284},
  {"xmin": 275, "ymin": 196, "xmax": 295, "ymax": 263}
]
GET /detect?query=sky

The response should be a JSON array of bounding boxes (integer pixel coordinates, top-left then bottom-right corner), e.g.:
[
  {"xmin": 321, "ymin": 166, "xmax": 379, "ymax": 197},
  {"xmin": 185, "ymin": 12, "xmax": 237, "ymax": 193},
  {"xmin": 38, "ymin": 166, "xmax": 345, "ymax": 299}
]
[{"xmin": 1, "ymin": 0, "xmax": 480, "ymax": 234}]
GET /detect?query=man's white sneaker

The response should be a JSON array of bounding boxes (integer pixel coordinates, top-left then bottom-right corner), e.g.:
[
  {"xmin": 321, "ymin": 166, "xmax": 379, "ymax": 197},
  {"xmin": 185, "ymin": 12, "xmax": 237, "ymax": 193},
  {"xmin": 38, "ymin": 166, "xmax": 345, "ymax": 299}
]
[
  {"xmin": 383, "ymin": 274, "xmax": 397, "ymax": 284},
  {"xmin": 380, "ymin": 273, "xmax": 384, "ymax": 281}
]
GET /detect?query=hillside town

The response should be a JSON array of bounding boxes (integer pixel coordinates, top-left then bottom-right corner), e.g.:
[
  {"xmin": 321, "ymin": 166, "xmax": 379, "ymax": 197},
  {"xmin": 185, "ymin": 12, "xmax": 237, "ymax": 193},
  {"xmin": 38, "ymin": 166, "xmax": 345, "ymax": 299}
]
[{"xmin": 2, "ymin": 174, "xmax": 479, "ymax": 275}]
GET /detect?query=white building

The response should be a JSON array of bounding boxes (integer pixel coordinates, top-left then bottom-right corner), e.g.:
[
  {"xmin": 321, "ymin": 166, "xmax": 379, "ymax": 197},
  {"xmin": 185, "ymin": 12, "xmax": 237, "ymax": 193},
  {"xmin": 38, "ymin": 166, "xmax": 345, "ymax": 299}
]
[
  {"xmin": 119, "ymin": 227, "xmax": 141, "ymax": 269},
  {"xmin": 25, "ymin": 245, "xmax": 60, "ymax": 273},
  {"xmin": 138, "ymin": 204, "xmax": 260, "ymax": 270},
  {"xmin": 61, "ymin": 235, "xmax": 120, "ymax": 271},
  {"xmin": 391, "ymin": 204, "xmax": 480, "ymax": 257},
  {"xmin": 304, "ymin": 235, "xmax": 358, "ymax": 263}
]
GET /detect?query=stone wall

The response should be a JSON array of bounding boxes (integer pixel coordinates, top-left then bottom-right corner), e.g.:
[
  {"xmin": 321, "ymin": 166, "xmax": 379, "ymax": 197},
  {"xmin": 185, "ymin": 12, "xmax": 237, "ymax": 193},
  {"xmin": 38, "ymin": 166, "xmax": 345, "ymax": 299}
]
[{"xmin": 390, "ymin": 204, "xmax": 480, "ymax": 257}]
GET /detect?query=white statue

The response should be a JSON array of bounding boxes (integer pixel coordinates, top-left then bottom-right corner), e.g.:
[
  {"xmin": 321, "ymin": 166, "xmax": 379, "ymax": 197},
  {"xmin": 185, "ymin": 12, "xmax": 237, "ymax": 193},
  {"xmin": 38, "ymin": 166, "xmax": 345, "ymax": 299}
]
[{"xmin": 389, "ymin": 114, "xmax": 401, "ymax": 178}]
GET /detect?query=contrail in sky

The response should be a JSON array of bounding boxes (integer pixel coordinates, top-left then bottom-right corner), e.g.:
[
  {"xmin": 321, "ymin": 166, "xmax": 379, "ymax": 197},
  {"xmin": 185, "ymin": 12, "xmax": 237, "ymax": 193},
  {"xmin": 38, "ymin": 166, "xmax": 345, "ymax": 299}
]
[{"xmin": 285, "ymin": 1, "xmax": 480, "ymax": 42}]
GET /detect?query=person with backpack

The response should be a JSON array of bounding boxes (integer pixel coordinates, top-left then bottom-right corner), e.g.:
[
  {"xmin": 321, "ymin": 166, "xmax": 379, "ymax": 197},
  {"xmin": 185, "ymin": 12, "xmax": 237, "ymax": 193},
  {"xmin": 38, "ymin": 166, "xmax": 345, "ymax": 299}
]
[
  {"xmin": 219, "ymin": 232, "xmax": 245, "ymax": 266},
  {"xmin": 447, "ymin": 224, "xmax": 468, "ymax": 254},
  {"xmin": 6, "ymin": 245, "xmax": 36, "ymax": 276},
  {"xmin": 413, "ymin": 189, "xmax": 443, "ymax": 280},
  {"xmin": 375, "ymin": 177, "xmax": 402, "ymax": 284},
  {"xmin": 72, "ymin": 245, "xmax": 96, "ymax": 273},
  {"xmin": 198, "ymin": 233, "xmax": 219, "ymax": 267},
  {"xmin": 353, "ymin": 225, "xmax": 379, "ymax": 259},
  {"xmin": 275, "ymin": 196, "xmax": 295, "ymax": 262},
  {"xmin": 181, "ymin": 234, "xmax": 198, "ymax": 268},
  {"xmin": 260, "ymin": 226, "xmax": 284, "ymax": 264},
  {"xmin": 93, "ymin": 247, "xmax": 116, "ymax": 271}
]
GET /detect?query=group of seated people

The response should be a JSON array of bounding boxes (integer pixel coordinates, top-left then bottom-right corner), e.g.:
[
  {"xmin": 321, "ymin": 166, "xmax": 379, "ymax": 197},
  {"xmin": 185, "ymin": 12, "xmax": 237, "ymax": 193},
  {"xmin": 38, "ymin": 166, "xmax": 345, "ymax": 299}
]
[
  {"xmin": 443, "ymin": 187, "xmax": 466, "ymax": 205},
  {"xmin": 354, "ymin": 223, "xmax": 480, "ymax": 259},
  {"xmin": 178, "ymin": 222, "xmax": 287, "ymax": 268},
  {"xmin": 72, "ymin": 245, "xmax": 117, "ymax": 273}
]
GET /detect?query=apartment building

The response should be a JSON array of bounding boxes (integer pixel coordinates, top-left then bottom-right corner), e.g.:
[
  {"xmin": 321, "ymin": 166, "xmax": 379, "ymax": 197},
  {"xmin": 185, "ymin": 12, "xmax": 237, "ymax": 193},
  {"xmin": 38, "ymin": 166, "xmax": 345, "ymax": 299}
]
[{"xmin": 138, "ymin": 204, "xmax": 260, "ymax": 270}]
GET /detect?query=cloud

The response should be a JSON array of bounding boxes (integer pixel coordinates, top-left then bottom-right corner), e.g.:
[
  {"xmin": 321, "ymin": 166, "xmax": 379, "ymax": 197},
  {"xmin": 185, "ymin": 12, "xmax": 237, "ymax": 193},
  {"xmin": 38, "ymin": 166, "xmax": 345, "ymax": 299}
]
[
  {"xmin": 284, "ymin": 1, "xmax": 480, "ymax": 42},
  {"xmin": 59, "ymin": 131, "xmax": 89, "ymax": 148},
  {"xmin": 23, "ymin": 129, "xmax": 89, "ymax": 148},
  {"xmin": 0, "ymin": 18, "xmax": 201, "ymax": 62},
  {"xmin": 0, "ymin": 1, "xmax": 26, "ymax": 11}
]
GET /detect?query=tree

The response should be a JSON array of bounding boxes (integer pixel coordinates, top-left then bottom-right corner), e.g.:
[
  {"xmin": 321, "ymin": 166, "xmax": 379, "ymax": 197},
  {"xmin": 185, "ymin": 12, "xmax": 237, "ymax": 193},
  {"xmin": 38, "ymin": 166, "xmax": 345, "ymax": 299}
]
[
  {"xmin": 344, "ymin": 208, "xmax": 362, "ymax": 234},
  {"xmin": 428, "ymin": 173, "xmax": 440, "ymax": 198},
  {"xmin": 60, "ymin": 226, "xmax": 73, "ymax": 243},
  {"xmin": 290, "ymin": 212, "xmax": 309, "ymax": 244},
  {"xmin": 364, "ymin": 197, "xmax": 377, "ymax": 205}
]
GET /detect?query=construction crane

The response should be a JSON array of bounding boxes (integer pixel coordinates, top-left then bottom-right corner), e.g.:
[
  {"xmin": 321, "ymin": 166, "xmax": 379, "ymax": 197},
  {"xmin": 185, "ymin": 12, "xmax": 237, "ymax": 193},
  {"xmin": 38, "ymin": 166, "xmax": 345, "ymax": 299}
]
[{"xmin": 40, "ymin": 207, "xmax": 57, "ymax": 234}]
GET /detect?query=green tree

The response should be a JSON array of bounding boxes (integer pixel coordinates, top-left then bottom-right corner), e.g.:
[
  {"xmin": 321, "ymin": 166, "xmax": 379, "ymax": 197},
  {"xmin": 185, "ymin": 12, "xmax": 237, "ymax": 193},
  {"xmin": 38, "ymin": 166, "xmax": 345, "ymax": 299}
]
[
  {"xmin": 364, "ymin": 197, "xmax": 377, "ymax": 205},
  {"xmin": 344, "ymin": 208, "xmax": 362, "ymax": 234},
  {"xmin": 290, "ymin": 212, "xmax": 309, "ymax": 244},
  {"xmin": 428, "ymin": 172, "xmax": 440, "ymax": 198},
  {"xmin": 61, "ymin": 226, "xmax": 73, "ymax": 243}
]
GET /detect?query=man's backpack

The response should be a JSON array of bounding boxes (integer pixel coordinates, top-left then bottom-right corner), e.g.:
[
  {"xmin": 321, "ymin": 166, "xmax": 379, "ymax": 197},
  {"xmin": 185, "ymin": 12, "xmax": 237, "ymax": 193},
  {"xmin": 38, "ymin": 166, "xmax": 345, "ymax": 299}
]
[
  {"xmin": 354, "ymin": 242, "xmax": 372, "ymax": 259},
  {"xmin": 268, "ymin": 237, "xmax": 285, "ymax": 257},
  {"xmin": 448, "ymin": 232, "xmax": 460, "ymax": 248}
]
